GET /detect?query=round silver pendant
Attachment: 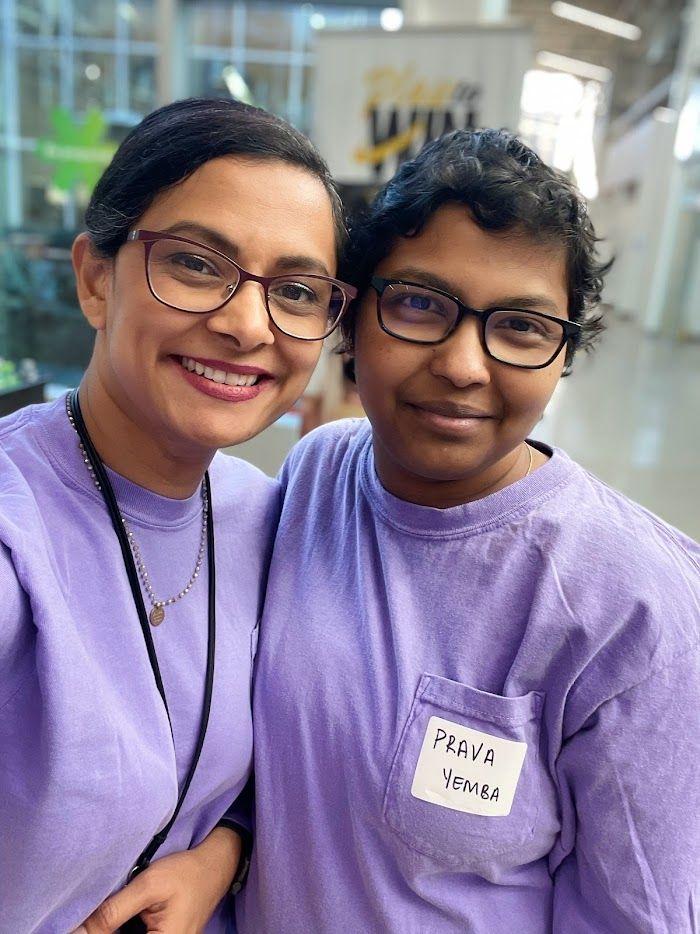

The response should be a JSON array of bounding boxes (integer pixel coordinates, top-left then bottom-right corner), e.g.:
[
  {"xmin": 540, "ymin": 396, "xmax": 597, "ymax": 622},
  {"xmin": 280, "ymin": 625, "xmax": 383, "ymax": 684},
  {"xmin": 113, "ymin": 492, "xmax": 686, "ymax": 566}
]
[{"xmin": 149, "ymin": 605, "xmax": 165, "ymax": 627}]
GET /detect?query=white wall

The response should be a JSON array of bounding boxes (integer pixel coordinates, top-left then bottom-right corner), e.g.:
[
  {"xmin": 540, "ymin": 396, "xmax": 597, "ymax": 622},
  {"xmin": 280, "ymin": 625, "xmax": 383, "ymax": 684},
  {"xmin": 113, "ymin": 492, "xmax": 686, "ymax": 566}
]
[{"xmin": 595, "ymin": 114, "xmax": 677, "ymax": 329}]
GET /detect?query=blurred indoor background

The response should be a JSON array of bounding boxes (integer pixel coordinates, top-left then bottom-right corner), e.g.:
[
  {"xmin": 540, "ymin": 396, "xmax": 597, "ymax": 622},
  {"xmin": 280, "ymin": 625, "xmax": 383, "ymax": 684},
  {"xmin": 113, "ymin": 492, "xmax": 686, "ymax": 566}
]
[{"xmin": 1, "ymin": 0, "xmax": 698, "ymax": 537}]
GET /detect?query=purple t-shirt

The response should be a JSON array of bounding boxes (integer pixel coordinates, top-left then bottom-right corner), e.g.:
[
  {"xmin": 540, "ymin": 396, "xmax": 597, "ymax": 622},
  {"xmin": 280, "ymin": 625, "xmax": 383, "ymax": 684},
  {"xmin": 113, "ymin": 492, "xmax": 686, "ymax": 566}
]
[
  {"xmin": 238, "ymin": 418, "xmax": 700, "ymax": 934},
  {"xmin": 0, "ymin": 396, "xmax": 279, "ymax": 933}
]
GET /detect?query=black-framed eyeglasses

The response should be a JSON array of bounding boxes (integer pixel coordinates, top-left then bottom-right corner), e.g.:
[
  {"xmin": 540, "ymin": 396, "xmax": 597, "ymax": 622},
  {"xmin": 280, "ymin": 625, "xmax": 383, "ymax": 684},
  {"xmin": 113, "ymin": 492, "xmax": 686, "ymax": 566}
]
[
  {"xmin": 127, "ymin": 229, "xmax": 357, "ymax": 341},
  {"xmin": 371, "ymin": 276, "xmax": 581, "ymax": 370}
]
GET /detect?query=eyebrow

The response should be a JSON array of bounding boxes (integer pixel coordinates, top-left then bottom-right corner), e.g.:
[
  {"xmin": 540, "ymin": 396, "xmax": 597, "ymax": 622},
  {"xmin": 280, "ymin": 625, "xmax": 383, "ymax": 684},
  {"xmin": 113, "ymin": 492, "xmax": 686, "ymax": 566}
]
[
  {"xmin": 386, "ymin": 265, "xmax": 563, "ymax": 315},
  {"xmin": 161, "ymin": 222, "xmax": 331, "ymax": 276}
]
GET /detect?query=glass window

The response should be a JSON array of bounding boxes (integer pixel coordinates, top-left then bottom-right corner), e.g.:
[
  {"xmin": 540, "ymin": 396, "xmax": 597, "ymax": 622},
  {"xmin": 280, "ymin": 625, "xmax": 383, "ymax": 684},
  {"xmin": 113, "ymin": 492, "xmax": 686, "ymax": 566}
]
[
  {"xmin": 298, "ymin": 65, "xmax": 314, "ymax": 135},
  {"xmin": 124, "ymin": 0, "xmax": 157, "ymax": 41},
  {"xmin": 129, "ymin": 56, "xmax": 157, "ymax": 114},
  {"xmin": 2, "ymin": 224, "xmax": 91, "ymax": 384},
  {"xmin": 301, "ymin": 5, "xmax": 380, "ymax": 50},
  {"xmin": 18, "ymin": 49, "xmax": 62, "ymax": 140},
  {"xmin": 245, "ymin": 3, "xmax": 293, "ymax": 51},
  {"xmin": 241, "ymin": 61, "xmax": 290, "ymax": 119},
  {"xmin": 185, "ymin": 1, "xmax": 233, "ymax": 47},
  {"xmin": 20, "ymin": 150, "xmax": 65, "ymax": 227},
  {"xmin": 72, "ymin": 0, "xmax": 117, "ymax": 39},
  {"xmin": 74, "ymin": 53, "xmax": 117, "ymax": 113},
  {"xmin": 189, "ymin": 59, "xmax": 235, "ymax": 99},
  {"xmin": 0, "ymin": 150, "xmax": 7, "ymax": 230},
  {"xmin": 15, "ymin": 0, "xmax": 61, "ymax": 36}
]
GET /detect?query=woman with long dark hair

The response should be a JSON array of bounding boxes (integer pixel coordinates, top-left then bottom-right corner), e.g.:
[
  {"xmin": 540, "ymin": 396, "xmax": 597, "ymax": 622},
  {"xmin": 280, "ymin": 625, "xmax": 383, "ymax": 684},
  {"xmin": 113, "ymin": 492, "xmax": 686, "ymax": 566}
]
[{"xmin": 0, "ymin": 97, "xmax": 354, "ymax": 932}]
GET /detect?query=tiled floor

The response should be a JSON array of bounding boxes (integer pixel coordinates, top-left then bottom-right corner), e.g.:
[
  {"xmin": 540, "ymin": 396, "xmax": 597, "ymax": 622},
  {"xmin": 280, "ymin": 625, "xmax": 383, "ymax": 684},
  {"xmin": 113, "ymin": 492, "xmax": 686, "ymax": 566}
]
[{"xmin": 233, "ymin": 313, "xmax": 700, "ymax": 541}]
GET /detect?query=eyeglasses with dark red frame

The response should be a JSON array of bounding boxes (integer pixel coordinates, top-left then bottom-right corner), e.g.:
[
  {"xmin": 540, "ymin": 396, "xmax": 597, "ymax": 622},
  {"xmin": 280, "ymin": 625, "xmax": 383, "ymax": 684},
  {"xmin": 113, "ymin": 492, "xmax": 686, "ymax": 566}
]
[{"xmin": 127, "ymin": 229, "xmax": 357, "ymax": 342}]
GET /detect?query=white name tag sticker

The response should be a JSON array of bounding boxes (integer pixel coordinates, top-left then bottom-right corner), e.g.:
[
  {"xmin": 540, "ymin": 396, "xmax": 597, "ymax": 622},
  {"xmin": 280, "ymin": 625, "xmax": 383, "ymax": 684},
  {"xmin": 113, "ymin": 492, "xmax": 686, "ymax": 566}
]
[{"xmin": 411, "ymin": 715, "xmax": 527, "ymax": 817}]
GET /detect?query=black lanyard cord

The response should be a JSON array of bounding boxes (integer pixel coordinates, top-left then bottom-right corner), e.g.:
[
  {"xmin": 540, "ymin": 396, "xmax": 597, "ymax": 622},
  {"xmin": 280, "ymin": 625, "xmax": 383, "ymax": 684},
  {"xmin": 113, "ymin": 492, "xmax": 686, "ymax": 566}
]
[{"xmin": 67, "ymin": 390, "xmax": 216, "ymax": 879}]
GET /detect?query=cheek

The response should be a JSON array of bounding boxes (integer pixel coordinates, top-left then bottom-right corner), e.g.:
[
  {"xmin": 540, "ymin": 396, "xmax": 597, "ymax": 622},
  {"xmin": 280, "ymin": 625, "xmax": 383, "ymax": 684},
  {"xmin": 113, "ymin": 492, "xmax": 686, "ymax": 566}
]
[
  {"xmin": 354, "ymin": 310, "xmax": 416, "ymax": 399},
  {"xmin": 106, "ymin": 268, "xmax": 170, "ymax": 346},
  {"xmin": 277, "ymin": 340, "xmax": 324, "ymax": 390},
  {"xmin": 499, "ymin": 369, "xmax": 561, "ymax": 418}
]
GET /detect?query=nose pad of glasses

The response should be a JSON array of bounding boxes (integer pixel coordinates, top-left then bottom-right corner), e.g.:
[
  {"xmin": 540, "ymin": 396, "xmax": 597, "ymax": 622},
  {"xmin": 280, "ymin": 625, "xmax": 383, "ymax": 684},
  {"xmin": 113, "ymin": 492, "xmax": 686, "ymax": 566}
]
[{"xmin": 225, "ymin": 282, "xmax": 235, "ymax": 294}]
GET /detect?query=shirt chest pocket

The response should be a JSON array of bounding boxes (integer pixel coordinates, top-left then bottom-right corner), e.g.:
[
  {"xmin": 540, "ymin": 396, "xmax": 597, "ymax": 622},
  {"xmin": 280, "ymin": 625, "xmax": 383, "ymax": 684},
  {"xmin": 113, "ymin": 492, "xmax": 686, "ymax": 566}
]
[{"xmin": 383, "ymin": 673, "xmax": 549, "ymax": 871}]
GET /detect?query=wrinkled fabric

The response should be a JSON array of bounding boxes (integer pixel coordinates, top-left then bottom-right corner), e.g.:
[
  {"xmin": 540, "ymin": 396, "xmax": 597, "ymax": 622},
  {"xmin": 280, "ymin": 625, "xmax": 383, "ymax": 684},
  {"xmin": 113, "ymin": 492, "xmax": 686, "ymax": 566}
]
[
  {"xmin": 238, "ymin": 418, "xmax": 700, "ymax": 934},
  {"xmin": 0, "ymin": 396, "xmax": 279, "ymax": 933}
]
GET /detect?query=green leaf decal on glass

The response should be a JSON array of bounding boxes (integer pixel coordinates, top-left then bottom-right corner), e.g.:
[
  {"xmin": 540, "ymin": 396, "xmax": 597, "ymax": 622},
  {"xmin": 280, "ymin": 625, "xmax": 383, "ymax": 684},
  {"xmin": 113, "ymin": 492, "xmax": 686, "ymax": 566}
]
[{"xmin": 35, "ymin": 107, "xmax": 116, "ymax": 193}]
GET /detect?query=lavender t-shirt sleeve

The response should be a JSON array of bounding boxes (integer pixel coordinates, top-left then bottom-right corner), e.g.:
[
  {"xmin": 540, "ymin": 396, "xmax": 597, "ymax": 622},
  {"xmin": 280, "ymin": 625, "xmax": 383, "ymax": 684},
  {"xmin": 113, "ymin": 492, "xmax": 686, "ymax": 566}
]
[
  {"xmin": 0, "ymin": 543, "xmax": 33, "ymax": 709},
  {"xmin": 552, "ymin": 647, "xmax": 700, "ymax": 933}
]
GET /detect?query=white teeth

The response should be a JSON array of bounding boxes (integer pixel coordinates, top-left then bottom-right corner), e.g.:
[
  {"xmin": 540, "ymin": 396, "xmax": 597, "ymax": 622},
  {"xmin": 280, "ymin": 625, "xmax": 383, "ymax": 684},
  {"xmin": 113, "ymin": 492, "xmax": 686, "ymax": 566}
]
[{"xmin": 181, "ymin": 356, "xmax": 261, "ymax": 387}]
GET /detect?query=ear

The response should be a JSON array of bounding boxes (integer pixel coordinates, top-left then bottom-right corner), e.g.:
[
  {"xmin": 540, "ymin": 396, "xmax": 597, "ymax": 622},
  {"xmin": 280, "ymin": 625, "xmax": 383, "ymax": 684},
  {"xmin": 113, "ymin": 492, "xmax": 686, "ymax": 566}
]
[{"xmin": 72, "ymin": 233, "xmax": 112, "ymax": 332}]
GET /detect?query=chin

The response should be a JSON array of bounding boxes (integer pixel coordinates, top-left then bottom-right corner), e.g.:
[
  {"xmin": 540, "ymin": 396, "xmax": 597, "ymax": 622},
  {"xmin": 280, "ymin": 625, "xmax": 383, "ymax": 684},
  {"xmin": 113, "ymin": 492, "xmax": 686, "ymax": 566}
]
[
  {"xmin": 396, "ymin": 453, "xmax": 479, "ymax": 485},
  {"xmin": 167, "ymin": 410, "xmax": 260, "ymax": 453}
]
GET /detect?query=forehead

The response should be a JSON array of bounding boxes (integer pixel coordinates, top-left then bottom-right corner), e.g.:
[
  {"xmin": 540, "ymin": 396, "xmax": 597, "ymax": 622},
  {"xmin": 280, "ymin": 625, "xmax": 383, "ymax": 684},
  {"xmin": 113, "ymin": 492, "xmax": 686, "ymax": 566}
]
[
  {"xmin": 138, "ymin": 156, "xmax": 337, "ymax": 264},
  {"xmin": 379, "ymin": 203, "xmax": 568, "ymax": 310}
]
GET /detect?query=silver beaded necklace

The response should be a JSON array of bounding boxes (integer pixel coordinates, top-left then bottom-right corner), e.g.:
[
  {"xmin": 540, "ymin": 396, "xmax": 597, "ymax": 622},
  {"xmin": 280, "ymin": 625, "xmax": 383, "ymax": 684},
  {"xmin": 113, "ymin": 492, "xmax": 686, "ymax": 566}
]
[{"xmin": 65, "ymin": 394, "xmax": 208, "ymax": 627}]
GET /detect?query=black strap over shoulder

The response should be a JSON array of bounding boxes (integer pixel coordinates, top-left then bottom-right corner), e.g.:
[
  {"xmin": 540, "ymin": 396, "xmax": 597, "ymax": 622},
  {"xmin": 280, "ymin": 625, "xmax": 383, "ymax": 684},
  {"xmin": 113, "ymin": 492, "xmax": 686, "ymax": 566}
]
[{"xmin": 67, "ymin": 390, "xmax": 216, "ymax": 894}]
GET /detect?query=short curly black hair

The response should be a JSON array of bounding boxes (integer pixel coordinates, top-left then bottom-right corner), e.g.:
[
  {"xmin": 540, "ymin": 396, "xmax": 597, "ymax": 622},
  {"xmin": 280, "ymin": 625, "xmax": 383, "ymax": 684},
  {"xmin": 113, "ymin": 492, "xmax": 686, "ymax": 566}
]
[{"xmin": 339, "ymin": 128, "xmax": 611, "ymax": 373}]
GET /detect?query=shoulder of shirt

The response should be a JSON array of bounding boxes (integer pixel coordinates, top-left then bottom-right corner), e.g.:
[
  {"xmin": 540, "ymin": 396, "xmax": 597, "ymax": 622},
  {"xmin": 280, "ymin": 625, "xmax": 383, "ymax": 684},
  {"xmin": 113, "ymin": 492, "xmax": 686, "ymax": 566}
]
[
  {"xmin": 528, "ymin": 456, "xmax": 699, "ymax": 719},
  {"xmin": 537, "ymin": 457, "xmax": 699, "ymax": 577},
  {"xmin": 281, "ymin": 418, "xmax": 370, "ymax": 482},
  {"xmin": 208, "ymin": 450, "xmax": 281, "ymax": 512},
  {"xmin": 0, "ymin": 399, "xmax": 39, "ymax": 445}
]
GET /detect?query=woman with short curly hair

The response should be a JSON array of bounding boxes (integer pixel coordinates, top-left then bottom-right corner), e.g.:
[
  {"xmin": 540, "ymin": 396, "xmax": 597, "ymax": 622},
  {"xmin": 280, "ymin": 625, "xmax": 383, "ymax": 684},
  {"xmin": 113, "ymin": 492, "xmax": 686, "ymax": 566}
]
[{"xmin": 237, "ymin": 129, "xmax": 700, "ymax": 933}]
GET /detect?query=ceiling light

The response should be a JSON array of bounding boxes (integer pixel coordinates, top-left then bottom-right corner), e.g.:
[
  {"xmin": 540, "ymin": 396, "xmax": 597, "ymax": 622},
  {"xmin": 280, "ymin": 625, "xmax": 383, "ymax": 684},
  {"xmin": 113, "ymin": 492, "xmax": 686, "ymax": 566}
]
[
  {"xmin": 84, "ymin": 64, "xmax": 102, "ymax": 81},
  {"xmin": 309, "ymin": 12, "xmax": 326, "ymax": 30},
  {"xmin": 653, "ymin": 107, "xmax": 676, "ymax": 124},
  {"xmin": 551, "ymin": 2, "xmax": 641, "ymax": 41},
  {"xmin": 675, "ymin": 92, "xmax": 700, "ymax": 161},
  {"xmin": 380, "ymin": 8, "xmax": 403, "ymax": 31},
  {"xmin": 117, "ymin": 2, "xmax": 136, "ymax": 22},
  {"xmin": 536, "ymin": 51, "xmax": 612, "ymax": 83}
]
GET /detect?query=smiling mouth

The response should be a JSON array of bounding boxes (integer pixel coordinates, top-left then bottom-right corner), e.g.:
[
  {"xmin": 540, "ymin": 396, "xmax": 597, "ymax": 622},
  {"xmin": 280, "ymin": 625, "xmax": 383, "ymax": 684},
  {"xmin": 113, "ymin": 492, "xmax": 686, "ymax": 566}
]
[
  {"xmin": 179, "ymin": 356, "xmax": 265, "ymax": 387},
  {"xmin": 409, "ymin": 401, "xmax": 494, "ymax": 420}
]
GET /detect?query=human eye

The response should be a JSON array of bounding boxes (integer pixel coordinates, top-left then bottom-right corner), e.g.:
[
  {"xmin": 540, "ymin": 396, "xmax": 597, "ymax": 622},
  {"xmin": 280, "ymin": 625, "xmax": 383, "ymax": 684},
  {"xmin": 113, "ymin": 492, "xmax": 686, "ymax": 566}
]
[
  {"xmin": 492, "ymin": 311, "xmax": 560, "ymax": 343},
  {"xmin": 167, "ymin": 251, "xmax": 221, "ymax": 278},
  {"xmin": 268, "ymin": 276, "xmax": 332, "ymax": 319},
  {"xmin": 404, "ymin": 292, "xmax": 445, "ymax": 313},
  {"xmin": 385, "ymin": 285, "xmax": 450, "ymax": 319},
  {"xmin": 271, "ymin": 280, "xmax": 319, "ymax": 304}
]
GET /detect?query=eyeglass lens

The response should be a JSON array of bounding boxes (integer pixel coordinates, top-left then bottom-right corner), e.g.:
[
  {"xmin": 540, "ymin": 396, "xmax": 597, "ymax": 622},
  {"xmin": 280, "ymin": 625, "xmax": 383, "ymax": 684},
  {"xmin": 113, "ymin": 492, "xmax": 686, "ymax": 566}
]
[
  {"xmin": 146, "ymin": 238, "xmax": 344, "ymax": 339},
  {"xmin": 378, "ymin": 282, "xmax": 566, "ymax": 367}
]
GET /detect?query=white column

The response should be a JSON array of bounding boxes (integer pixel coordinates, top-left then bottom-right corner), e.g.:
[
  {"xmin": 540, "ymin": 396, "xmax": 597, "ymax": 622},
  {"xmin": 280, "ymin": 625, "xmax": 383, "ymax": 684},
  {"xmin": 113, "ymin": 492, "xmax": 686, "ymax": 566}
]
[
  {"xmin": 644, "ymin": 0, "xmax": 700, "ymax": 335},
  {"xmin": 2, "ymin": 0, "xmax": 22, "ymax": 228},
  {"xmin": 156, "ymin": 0, "xmax": 187, "ymax": 106}
]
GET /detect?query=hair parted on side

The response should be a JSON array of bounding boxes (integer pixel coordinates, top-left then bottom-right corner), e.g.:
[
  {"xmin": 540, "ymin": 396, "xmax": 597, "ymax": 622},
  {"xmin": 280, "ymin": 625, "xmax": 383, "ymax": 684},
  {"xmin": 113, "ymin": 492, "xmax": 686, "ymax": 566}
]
[
  {"xmin": 85, "ymin": 97, "xmax": 346, "ymax": 258},
  {"xmin": 339, "ymin": 128, "xmax": 612, "ymax": 373}
]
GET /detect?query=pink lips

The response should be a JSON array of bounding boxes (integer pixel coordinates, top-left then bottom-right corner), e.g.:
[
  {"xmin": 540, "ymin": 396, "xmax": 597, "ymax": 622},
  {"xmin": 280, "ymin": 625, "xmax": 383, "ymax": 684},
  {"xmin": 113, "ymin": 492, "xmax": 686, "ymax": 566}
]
[{"xmin": 172, "ymin": 356, "xmax": 273, "ymax": 403}]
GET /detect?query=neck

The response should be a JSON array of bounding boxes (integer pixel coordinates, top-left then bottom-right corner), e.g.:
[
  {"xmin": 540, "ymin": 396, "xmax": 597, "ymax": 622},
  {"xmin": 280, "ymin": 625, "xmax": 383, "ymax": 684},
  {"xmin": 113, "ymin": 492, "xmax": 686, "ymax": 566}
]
[
  {"xmin": 77, "ymin": 368, "xmax": 213, "ymax": 499},
  {"xmin": 374, "ymin": 439, "xmax": 544, "ymax": 509}
]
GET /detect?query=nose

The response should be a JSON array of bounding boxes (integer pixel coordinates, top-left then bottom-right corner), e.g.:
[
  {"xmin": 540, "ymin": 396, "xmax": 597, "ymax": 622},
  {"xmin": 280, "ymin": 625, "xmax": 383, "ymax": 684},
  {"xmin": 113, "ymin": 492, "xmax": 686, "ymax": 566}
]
[
  {"xmin": 429, "ymin": 316, "xmax": 492, "ymax": 388},
  {"xmin": 205, "ymin": 280, "xmax": 275, "ymax": 351}
]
